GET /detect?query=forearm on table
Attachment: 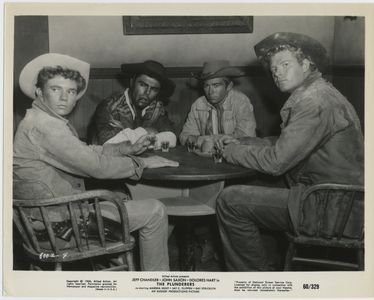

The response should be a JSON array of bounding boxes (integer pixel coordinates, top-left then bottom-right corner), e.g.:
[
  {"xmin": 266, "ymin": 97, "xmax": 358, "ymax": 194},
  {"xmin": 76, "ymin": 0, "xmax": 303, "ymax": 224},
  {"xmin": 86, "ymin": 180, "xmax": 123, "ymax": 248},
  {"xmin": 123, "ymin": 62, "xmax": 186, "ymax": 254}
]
[
  {"xmin": 225, "ymin": 106, "xmax": 333, "ymax": 175},
  {"xmin": 40, "ymin": 130, "xmax": 142, "ymax": 179},
  {"xmin": 101, "ymin": 143, "xmax": 122, "ymax": 156},
  {"xmin": 238, "ymin": 136, "xmax": 276, "ymax": 146}
]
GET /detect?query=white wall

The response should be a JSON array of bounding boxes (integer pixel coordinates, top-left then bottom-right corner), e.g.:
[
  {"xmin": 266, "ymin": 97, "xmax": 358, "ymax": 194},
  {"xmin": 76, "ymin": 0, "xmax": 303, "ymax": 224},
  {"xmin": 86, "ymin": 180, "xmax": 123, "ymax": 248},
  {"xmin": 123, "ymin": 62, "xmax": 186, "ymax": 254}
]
[
  {"xmin": 49, "ymin": 16, "xmax": 335, "ymax": 67},
  {"xmin": 333, "ymin": 16, "xmax": 365, "ymax": 65}
]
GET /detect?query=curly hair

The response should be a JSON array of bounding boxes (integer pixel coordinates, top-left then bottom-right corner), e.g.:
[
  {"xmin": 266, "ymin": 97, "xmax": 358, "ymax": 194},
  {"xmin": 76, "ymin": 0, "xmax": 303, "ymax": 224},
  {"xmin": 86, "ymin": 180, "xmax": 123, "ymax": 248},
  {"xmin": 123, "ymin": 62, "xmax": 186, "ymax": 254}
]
[
  {"xmin": 263, "ymin": 44, "xmax": 317, "ymax": 72},
  {"xmin": 36, "ymin": 66, "xmax": 86, "ymax": 93}
]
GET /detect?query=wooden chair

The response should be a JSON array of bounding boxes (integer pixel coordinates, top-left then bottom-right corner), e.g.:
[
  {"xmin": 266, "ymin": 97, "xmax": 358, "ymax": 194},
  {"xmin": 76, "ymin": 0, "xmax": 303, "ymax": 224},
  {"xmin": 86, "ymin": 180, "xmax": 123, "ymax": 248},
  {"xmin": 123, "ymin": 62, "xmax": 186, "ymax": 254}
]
[
  {"xmin": 284, "ymin": 184, "xmax": 364, "ymax": 271},
  {"xmin": 13, "ymin": 189, "xmax": 135, "ymax": 271}
]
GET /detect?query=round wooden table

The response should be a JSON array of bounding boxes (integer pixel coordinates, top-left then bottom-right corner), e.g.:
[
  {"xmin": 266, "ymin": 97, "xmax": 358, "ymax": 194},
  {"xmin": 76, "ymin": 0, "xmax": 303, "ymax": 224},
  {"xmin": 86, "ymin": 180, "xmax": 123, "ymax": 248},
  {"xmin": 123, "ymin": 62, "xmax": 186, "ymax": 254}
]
[
  {"xmin": 127, "ymin": 145, "xmax": 256, "ymax": 271},
  {"xmin": 141, "ymin": 145, "xmax": 255, "ymax": 181},
  {"xmin": 128, "ymin": 145, "xmax": 256, "ymax": 216}
]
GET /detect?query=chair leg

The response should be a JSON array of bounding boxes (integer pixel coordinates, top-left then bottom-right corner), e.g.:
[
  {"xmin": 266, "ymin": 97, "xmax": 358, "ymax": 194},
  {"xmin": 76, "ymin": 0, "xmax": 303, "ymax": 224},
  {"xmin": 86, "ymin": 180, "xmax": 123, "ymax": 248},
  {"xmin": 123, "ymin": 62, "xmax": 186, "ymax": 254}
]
[
  {"xmin": 125, "ymin": 251, "xmax": 135, "ymax": 271},
  {"xmin": 357, "ymin": 248, "xmax": 364, "ymax": 271},
  {"xmin": 284, "ymin": 242, "xmax": 295, "ymax": 271},
  {"xmin": 30, "ymin": 263, "xmax": 42, "ymax": 271},
  {"xmin": 54, "ymin": 262, "xmax": 62, "ymax": 271}
]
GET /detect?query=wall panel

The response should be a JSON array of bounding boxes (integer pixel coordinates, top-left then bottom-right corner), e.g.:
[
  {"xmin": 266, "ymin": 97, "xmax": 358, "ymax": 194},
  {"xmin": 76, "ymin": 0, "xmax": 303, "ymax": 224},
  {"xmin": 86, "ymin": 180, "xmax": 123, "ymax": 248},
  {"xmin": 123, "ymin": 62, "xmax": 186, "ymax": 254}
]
[{"xmin": 13, "ymin": 16, "xmax": 49, "ymax": 133}]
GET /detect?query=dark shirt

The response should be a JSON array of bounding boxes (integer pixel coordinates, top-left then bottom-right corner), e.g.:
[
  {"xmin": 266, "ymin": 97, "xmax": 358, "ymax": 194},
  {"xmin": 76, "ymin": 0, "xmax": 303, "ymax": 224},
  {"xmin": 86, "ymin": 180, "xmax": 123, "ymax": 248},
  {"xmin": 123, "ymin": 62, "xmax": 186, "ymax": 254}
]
[{"xmin": 91, "ymin": 88, "xmax": 174, "ymax": 145}]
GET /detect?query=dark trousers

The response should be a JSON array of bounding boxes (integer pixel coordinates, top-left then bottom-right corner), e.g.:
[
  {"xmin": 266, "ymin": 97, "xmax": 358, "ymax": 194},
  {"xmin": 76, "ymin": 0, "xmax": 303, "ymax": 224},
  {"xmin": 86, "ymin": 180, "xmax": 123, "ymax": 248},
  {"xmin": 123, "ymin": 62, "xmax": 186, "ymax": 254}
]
[{"xmin": 216, "ymin": 185, "xmax": 292, "ymax": 271}]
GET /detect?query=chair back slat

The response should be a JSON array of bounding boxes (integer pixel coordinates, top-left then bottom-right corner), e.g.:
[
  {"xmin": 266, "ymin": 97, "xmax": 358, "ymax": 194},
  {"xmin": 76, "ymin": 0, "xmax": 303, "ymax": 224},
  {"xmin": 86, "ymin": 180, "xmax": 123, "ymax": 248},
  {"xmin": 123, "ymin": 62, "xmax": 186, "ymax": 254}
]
[
  {"xmin": 285, "ymin": 184, "xmax": 364, "ymax": 271},
  {"xmin": 115, "ymin": 200, "xmax": 130, "ymax": 243},
  {"xmin": 68, "ymin": 202, "xmax": 83, "ymax": 252},
  {"xmin": 94, "ymin": 198, "xmax": 106, "ymax": 247},
  {"xmin": 78, "ymin": 201, "xmax": 91, "ymax": 250},
  {"xmin": 18, "ymin": 208, "xmax": 41, "ymax": 253},
  {"xmin": 40, "ymin": 207, "xmax": 60, "ymax": 254},
  {"xmin": 13, "ymin": 209, "xmax": 33, "ymax": 249},
  {"xmin": 336, "ymin": 190, "xmax": 356, "ymax": 239},
  {"xmin": 316, "ymin": 189, "xmax": 331, "ymax": 238},
  {"xmin": 299, "ymin": 184, "xmax": 364, "ymax": 240}
]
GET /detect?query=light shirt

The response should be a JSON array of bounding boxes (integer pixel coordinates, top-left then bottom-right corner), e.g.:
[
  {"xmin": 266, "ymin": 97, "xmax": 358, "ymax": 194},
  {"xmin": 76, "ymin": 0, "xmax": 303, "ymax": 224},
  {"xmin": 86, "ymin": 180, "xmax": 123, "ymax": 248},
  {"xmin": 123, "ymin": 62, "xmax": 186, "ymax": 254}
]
[{"xmin": 179, "ymin": 89, "xmax": 257, "ymax": 145}]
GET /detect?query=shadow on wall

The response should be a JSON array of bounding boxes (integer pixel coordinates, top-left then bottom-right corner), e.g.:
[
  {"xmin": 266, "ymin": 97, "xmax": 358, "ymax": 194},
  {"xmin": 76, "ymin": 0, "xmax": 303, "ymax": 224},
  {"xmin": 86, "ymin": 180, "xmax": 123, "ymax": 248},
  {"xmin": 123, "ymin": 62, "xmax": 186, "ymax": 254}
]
[{"xmin": 235, "ymin": 73, "xmax": 286, "ymax": 138}]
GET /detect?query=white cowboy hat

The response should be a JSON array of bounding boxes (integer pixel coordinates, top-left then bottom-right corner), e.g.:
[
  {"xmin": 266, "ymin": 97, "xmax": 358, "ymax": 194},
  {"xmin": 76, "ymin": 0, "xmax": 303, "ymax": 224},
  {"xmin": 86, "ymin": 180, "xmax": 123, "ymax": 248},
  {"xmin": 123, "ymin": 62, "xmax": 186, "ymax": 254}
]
[{"xmin": 19, "ymin": 53, "xmax": 90, "ymax": 100}]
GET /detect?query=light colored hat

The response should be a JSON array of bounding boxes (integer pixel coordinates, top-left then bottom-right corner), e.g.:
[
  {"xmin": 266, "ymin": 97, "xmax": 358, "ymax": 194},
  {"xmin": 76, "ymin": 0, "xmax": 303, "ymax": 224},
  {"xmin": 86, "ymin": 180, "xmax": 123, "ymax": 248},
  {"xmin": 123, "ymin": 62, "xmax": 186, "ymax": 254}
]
[
  {"xmin": 19, "ymin": 53, "xmax": 90, "ymax": 100},
  {"xmin": 199, "ymin": 60, "xmax": 245, "ymax": 81}
]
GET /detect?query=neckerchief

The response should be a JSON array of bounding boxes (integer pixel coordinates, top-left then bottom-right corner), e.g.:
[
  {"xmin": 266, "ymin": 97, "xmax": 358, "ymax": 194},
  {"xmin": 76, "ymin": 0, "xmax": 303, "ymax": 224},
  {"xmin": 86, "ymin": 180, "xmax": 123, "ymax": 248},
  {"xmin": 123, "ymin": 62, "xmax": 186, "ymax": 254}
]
[{"xmin": 205, "ymin": 95, "xmax": 227, "ymax": 135}]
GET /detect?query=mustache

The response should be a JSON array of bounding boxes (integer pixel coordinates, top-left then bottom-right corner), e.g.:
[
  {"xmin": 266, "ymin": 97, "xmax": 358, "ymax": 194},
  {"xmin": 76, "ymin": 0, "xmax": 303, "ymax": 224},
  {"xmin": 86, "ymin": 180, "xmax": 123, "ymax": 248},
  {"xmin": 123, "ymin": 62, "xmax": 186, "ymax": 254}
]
[
  {"xmin": 275, "ymin": 79, "xmax": 286, "ymax": 84},
  {"xmin": 137, "ymin": 96, "xmax": 150, "ymax": 101}
]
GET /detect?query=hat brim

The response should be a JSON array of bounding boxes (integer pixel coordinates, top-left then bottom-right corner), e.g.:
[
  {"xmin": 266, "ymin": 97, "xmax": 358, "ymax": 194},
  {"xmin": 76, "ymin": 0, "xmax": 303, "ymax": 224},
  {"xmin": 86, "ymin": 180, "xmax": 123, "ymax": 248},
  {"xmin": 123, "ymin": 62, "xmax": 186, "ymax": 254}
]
[
  {"xmin": 199, "ymin": 67, "xmax": 245, "ymax": 81},
  {"xmin": 254, "ymin": 32, "xmax": 329, "ymax": 72},
  {"xmin": 121, "ymin": 63, "xmax": 175, "ymax": 97},
  {"xmin": 19, "ymin": 53, "xmax": 90, "ymax": 100}
]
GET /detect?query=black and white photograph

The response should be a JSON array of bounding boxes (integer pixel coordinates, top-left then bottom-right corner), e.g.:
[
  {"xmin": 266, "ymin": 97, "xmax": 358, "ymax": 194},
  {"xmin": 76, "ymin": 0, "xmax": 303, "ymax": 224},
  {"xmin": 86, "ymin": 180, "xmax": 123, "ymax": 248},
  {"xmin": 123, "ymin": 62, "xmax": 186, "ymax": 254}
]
[{"xmin": 3, "ymin": 2, "xmax": 374, "ymax": 298}]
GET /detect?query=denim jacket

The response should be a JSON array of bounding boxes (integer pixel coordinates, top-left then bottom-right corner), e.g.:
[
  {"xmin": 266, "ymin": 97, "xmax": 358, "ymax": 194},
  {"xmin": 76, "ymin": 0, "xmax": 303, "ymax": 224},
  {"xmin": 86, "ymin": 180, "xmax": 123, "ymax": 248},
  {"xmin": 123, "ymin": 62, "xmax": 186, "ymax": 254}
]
[
  {"xmin": 13, "ymin": 99, "xmax": 145, "ymax": 220},
  {"xmin": 223, "ymin": 72, "xmax": 364, "ymax": 230},
  {"xmin": 179, "ymin": 89, "xmax": 257, "ymax": 145}
]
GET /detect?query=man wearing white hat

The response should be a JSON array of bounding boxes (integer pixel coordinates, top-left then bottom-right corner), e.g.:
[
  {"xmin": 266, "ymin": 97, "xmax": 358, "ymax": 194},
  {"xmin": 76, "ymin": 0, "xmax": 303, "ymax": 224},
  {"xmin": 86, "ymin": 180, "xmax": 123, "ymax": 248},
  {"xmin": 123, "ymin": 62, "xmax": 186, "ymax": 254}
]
[
  {"xmin": 13, "ymin": 53, "xmax": 179, "ymax": 271},
  {"xmin": 179, "ymin": 60, "xmax": 257, "ymax": 147}
]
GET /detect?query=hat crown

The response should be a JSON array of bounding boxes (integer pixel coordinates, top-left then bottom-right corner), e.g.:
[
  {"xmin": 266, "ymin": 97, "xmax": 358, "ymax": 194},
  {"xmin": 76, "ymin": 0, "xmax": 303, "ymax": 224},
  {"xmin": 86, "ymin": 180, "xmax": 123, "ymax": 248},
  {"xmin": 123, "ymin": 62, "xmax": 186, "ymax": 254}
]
[
  {"xmin": 202, "ymin": 60, "xmax": 230, "ymax": 76},
  {"xmin": 254, "ymin": 32, "xmax": 329, "ymax": 72},
  {"xmin": 19, "ymin": 53, "xmax": 90, "ymax": 100},
  {"xmin": 142, "ymin": 60, "xmax": 167, "ymax": 76},
  {"xmin": 121, "ymin": 60, "xmax": 175, "ymax": 97},
  {"xmin": 199, "ymin": 60, "xmax": 244, "ymax": 81}
]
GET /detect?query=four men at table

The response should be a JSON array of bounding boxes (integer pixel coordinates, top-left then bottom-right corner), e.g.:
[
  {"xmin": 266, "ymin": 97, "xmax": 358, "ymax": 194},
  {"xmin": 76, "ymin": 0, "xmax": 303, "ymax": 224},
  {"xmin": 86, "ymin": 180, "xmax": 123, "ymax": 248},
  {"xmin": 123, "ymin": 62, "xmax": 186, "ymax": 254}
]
[{"xmin": 13, "ymin": 31, "xmax": 364, "ymax": 272}]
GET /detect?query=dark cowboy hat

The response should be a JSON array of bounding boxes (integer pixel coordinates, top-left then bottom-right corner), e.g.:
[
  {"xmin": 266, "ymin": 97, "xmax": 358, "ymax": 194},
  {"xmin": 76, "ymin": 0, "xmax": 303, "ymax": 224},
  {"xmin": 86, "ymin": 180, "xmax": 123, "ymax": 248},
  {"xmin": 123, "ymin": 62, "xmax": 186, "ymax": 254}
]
[
  {"xmin": 197, "ymin": 60, "xmax": 245, "ymax": 81},
  {"xmin": 254, "ymin": 32, "xmax": 330, "ymax": 73},
  {"xmin": 121, "ymin": 60, "xmax": 175, "ymax": 97}
]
